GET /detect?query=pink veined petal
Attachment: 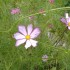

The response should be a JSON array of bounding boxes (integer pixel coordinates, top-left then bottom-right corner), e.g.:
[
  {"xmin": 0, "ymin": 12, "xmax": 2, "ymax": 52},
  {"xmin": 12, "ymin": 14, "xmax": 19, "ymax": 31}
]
[
  {"xmin": 27, "ymin": 24, "xmax": 33, "ymax": 35},
  {"xmin": 30, "ymin": 28, "xmax": 40, "ymax": 39},
  {"xmin": 14, "ymin": 32, "xmax": 25, "ymax": 40},
  {"xmin": 11, "ymin": 10, "xmax": 17, "ymax": 14},
  {"xmin": 11, "ymin": 8, "xmax": 20, "ymax": 14},
  {"xmin": 11, "ymin": 11, "xmax": 15, "ymax": 14},
  {"xmin": 30, "ymin": 39, "xmax": 38, "ymax": 47},
  {"xmin": 16, "ymin": 8, "xmax": 20, "ymax": 12},
  {"xmin": 68, "ymin": 26, "xmax": 70, "ymax": 30},
  {"xmin": 18, "ymin": 26, "xmax": 27, "ymax": 36},
  {"xmin": 49, "ymin": 0, "xmax": 54, "ymax": 3},
  {"xmin": 25, "ymin": 40, "xmax": 31, "ymax": 49},
  {"xmin": 15, "ymin": 39, "xmax": 26, "ymax": 47},
  {"xmin": 11, "ymin": 10, "xmax": 16, "ymax": 14},
  {"xmin": 60, "ymin": 18, "xmax": 67, "ymax": 25},
  {"xmin": 66, "ymin": 17, "xmax": 70, "ymax": 23}
]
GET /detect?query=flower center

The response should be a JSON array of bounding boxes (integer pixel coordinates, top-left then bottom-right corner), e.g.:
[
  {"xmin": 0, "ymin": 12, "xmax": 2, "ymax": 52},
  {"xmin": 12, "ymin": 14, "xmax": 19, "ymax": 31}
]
[
  {"xmin": 68, "ymin": 22, "xmax": 70, "ymax": 26},
  {"xmin": 25, "ymin": 35, "xmax": 30, "ymax": 40}
]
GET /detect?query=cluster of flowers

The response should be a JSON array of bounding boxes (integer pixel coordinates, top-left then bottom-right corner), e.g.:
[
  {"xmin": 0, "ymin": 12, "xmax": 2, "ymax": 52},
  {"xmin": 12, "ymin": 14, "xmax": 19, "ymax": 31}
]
[
  {"xmin": 11, "ymin": 0, "xmax": 70, "ymax": 62},
  {"xmin": 13, "ymin": 13, "xmax": 70, "ymax": 49},
  {"xmin": 10, "ymin": 0, "xmax": 54, "ymax": 14}
]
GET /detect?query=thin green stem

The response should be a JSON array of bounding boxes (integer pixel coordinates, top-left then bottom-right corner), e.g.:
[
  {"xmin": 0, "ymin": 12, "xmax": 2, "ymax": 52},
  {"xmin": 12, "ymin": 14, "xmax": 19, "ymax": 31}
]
[{"xmin": 0, "ymin": 7, "xmax": 70, "ymax": 33}]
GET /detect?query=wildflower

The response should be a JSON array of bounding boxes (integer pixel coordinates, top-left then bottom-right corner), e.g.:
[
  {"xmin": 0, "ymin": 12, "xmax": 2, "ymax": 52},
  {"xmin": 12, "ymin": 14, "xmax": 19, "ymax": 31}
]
[
  {"xmin": 39, "ymin": 9, "xmax": 46, "ymax": 16},
  {"xmin": 39, "ymin": 9, "xmax": 45, "ymax": 14},
  {"xmin": 29, "ymin": 16, "xmax": 34, "ymax": 20},
  {"xmin": 49, "ymin": 0, "xmax": 54, "ymax": 4},
  {"xmin": 61, "ymin": 13, "xmax": 70, "ymax": 30},
  {"xmin": 42, "ymin": 55, "xmax": 48, "ymax": 62},
  {"xmin": 13, "ymin": 24, "xmax": 40, "ymax": 49},
  {"xmin": 47, "ymin": 24, "xmax": 54, "ymax": 29},
  {"xmin": 11, "ymin": 8, "xmax": 20, "ymax": 14}
]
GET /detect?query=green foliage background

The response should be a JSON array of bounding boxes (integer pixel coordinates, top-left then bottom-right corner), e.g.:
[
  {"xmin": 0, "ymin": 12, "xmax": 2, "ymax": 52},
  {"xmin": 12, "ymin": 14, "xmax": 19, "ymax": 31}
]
[{"xmin": 0, "ymin": 0, "xmax": 70, "ymax": 70}]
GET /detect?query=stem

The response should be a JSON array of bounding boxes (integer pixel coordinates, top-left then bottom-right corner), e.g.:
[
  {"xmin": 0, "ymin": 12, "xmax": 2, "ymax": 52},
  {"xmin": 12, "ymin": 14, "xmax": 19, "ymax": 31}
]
[{"xmin": 0, "ymin": 7, "xmax": 70, "ymax": 33}]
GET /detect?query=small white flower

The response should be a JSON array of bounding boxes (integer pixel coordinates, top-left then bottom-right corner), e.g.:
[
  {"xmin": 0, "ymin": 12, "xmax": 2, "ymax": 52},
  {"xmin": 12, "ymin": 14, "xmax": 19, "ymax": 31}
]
[
  {"xmin": 42, "ymin": 55, "xmax": 48, "ymax": 62},
  {"xmin": 13, "ymin": 24, "xmax": 40, "ymax": 49}
]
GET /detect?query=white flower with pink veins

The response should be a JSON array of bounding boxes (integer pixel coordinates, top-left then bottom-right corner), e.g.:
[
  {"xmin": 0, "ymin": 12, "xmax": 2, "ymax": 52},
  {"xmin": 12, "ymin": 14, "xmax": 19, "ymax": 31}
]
[{"xmin": 13, "ymin": 24, "xmax": 40, "ymax": 49}]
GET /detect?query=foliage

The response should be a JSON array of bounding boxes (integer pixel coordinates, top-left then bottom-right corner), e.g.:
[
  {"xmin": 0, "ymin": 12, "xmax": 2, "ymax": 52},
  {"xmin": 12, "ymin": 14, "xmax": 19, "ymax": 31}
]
[{"xmin": 0, "ymin": 0, "xmax": 70, "ymax": 70}]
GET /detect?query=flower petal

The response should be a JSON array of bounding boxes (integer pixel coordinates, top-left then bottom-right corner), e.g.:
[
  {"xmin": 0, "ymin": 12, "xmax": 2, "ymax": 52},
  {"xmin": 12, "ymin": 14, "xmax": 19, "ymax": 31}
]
[
  {"xmin": 14, "ymin": 32, "xmax": 25, "ymax": 40},
  {"xmin": 30, "ymin": 39, "xmax": 38, "ymax": 47},
  {"xmin": 11, "ymin": 8, "xmax": 20, "ymax": 14},
  {"xmin": 27, "ymin": 24, "xmax": 33, "ymax": 35},
  {"xmin": 66, "ymin": 17, "xmax": 70, "ymax": 23},
  {"xmin": 65, "ymin": 13, "xmax": 69, "ymax": 18},
  {"xmin": 25, "ymin": 40, "xmax": 31, "ymax": 49},
  {"xmin": 30, "ymin": 28, "xmax": 40, "ymax": 38},
  {"xmin": 18, "ymin": 26, "xmax": 27, "ymax": 36},
  {"xmin": 68, "ymin": 26, "xmax": 70, "ymax": 30},
  {"xmin": 60, "ymin": 18, "xmax": 67, "ymax": 25},
  {"xmin": 15, "ymin": 39, "xmax": 26, "ymax": 47},
  {"xmin": 49, "ymin": 0, "xmax": 54, "ymax": 3}
]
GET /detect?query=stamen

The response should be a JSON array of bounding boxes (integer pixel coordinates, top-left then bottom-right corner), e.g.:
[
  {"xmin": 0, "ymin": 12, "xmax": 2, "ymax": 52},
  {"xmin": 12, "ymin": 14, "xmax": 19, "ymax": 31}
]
[
  {"xmin": 68, "ymin": 22, "xmax": 70, "ymax": 26},
  {"xmin": 25, "ymin": 35, "xmax": 30, "ymax": 40}
]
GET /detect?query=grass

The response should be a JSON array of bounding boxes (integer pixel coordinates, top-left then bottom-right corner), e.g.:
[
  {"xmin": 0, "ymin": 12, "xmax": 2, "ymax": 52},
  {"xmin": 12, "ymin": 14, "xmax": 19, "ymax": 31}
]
[{"xmin": 0, "ymin": 0, "xmax": 70, "ymax": 70}]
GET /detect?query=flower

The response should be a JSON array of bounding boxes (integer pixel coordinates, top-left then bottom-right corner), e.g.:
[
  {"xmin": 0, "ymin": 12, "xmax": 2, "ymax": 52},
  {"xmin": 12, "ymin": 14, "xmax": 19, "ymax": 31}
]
[
  {"xmin": 42, "ymin": 55, "xmax": 48, "ymax": 62},
  {"xmin": 39, "ymin": 9, "xmax": 46, "ymax": 16},
  {"xmin": 61, "ymin": 13, "xmax": 70, "ymax": 30},
  {"xmin": 11, "ymin": 8, "xmax": 20, "ymax": 14},
  {"xmin": 47, "ymin": 24, "xmax": 54, "ymax": 29},
  {"xmin": 39, "ymin": 9, "xmax": 45, "ymax": 14},
  {"xmin": 29, "ymin": 16, "xmax": 34, "ymax": 20},
  {"xmin": 13, "ymin": 24, "xmax": 40, "ymax": 49},
  {"xmin": 49, "ymin": 0, "xmax": 54, "ymax": 4}
]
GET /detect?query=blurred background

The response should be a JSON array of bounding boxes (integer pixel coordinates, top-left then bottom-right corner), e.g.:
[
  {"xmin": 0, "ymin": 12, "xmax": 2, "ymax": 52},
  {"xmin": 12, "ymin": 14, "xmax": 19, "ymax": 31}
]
[{"xmin": 0, "ymin": 0, "xmax": 70, "ymax": 70}]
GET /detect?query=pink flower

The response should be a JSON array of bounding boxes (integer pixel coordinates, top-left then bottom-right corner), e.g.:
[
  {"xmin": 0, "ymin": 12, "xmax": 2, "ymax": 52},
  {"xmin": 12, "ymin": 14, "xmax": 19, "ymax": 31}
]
[
  {"xmin": 47, "ymin": 24, "xmax": 54, "ymax": 29},
  {"xmin": 11, "ymin": 8, "xmax": 20, "ymax": 14},
  {"xmin": 61, "ymin": 13, "xmax": 70, "ymax": 30},
  {"xmin": 39, "ymin": 9, "xmax": 46, "ymax": 16},
  {"xmin": 39, "ymin": 9, "xmax": 45, "ymax": 14},
  {"xmin": 29, "ymin": 16, "xmax": 34, "ymax": 20},
  {"xmin": 49, "ymin": 0, "xmax": 54, "ymax": 4},
  {"xmin": 13, "ymin": 24, "xmax": 40, "ymax": 49}
]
